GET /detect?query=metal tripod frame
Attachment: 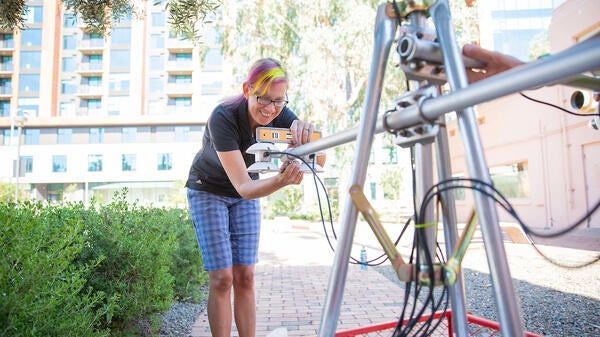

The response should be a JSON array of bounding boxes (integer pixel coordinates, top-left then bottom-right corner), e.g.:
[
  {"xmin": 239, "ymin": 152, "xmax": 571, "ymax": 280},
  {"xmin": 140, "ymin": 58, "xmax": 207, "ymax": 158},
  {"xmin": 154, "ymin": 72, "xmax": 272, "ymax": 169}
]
[{"xmin": 276, "ymin": 1, "xmax": 600, "ymax": 336}]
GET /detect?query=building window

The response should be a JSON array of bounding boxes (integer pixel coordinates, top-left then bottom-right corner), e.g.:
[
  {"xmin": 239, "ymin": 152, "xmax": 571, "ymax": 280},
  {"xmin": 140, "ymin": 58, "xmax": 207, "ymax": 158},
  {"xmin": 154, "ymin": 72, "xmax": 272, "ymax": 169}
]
[
  {"xmin": 122, "ymin": 127, "xmax": 137, "ymax": 143},
  {"xmin": 174, "ymin": 126, "xmax": 190, "ymax": 142},
  {"xmin": 0, "ymin": 101, "xmax": 10, "ymax": 117},
  {"xmin": 1, "ymin": 33, "xmax": 14, "ymax": 48},
  {"xmin": 203, "ymin": 48, "xmax": 223, "ymax": 70},
  {"xmin": 111, "ymin": 27, "xmax": 131, "ymax": 45},
  {"xmin": 88, "ymin": 154, "xmax": 103, "ymax": 172},
  {"xmin": 24, "ymin": 129, "xmax": 40, "ymax": 145},
  {"xmin": 152, "ymin": 12, "xmax": 165, "ymax": 27},
  {"xmin": 21, "ymin": 156, "xmax": 33, "ymax": 173},
  {"xmin": 89, "ymin": 128, "xmax": 104, "ymax": 143},
  {"xmin": 24, "ymin": 6, "xmax": 43, "ymax": 24},
  {"xmin": 47, "ymin": 183, "xmax": 64, "ymax": 202},
  {"xmin": 150, "ymin": 55, "xmax": 164, "ymax": 71},
  {"xmin": 89, "ymin": 54, "xmax": 103, "ymax": 70},
  {"xmin": 57, "ymin": 128, "xmax": 73, "ymax": 144},
  {"xmin": 0, "ymin": 78, "xmax": 11, "ymax": 95},
  {"xmin": 109, "ymin": 73, "xmax": 130, "ymax": 91},
  {"xmin": 82, "ymin": 98, "xmax": 102, "ymax": 116},
  {"xmin": 62, "ymin": 56, "xmax": 76, "ymax": 72},
  {"xmin": 61, "ymin": 79, "xmax": 76, "ymax": 94},
  {"xmin": 52, "ymin": 155, "xmax": 67, "ymax": 173},
  {"xmin": 63, "ymin": 13, "xmax": 77, "ymax": 27},
  {"xmin": 149, "ymin": 77, "xmax": 163, "ymax": 93},
  {"xmin": 19, "ymin": 74, "xmax": 40, "ymax": 93},
  {"xmin": 0, "ymin": 55, "xmax": 12, "ymax": 71},
  {"xmin": 121, "ymin": 154, "xmax": 136, "ymax": 171},
  {"xmin": 2, "ymin": 129, "xmax": 11, "ymax": 145},
  {"xmin": 108, "ymin": 96, "xmax": 131, "ymax": 116},
  {"xmin": 59, "ymin": 101, "xmax": 75, "ymax": 116},
  {"xmin": 18, "ymin": 97, "xmax": 39, "ymax": 117},
  {"xmin": 20, "ymin": 51, "xmax": 41, "ymax": 70},
  {"xmin": 110, "ymin": 50, "xmax": 130, "ymax": 70},
  {"xmin": 157, "ymin": 153, "xmax": 172, "ymax": 170},
  {"xmin": 21, "ymin": 29, "xmax": 42, "ymax": 47},
  {"xmin": 63, "ymin": 35, "xmax": 76, "ymax": 50},
  {"xmin": 490, "ymin": 161, "xmax": 530, "ymax": 199},
  {"xmin": 151, "ymin": 34, "xmax": 164, "ymax": 48}
]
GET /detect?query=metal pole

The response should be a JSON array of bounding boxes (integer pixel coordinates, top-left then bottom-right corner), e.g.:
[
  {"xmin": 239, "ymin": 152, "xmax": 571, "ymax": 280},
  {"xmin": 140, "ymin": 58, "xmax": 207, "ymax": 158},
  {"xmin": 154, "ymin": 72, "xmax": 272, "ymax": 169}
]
[
  {"xmin": 317, "ymin": 4, "xmax": 396, "ymax": 336},
  {"xmin": 435, "ymin": 121, "xmax": 469, "ymax": 337},
  {"xmin": 15, "ymin": 123, "xmax": 22, "ymax": 202},
  {"xmin": 286, "ymin": 35, "xmax": 600, "ymax": 159},
  {"xmin": 430, "ymin": 1, "xmax": 523, "ymax": 335}
]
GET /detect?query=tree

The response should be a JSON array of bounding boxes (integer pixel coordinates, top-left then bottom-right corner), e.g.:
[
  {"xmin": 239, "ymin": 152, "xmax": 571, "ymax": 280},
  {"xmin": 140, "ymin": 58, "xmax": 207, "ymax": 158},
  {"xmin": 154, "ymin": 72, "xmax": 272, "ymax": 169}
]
[{"xmin": 0, "ymin": 0, "xmax": 221, "ymax": 42}]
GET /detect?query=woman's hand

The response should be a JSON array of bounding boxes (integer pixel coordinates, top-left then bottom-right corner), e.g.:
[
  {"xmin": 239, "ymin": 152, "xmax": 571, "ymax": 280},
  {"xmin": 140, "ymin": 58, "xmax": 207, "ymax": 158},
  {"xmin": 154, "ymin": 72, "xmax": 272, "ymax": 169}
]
[
  {"xmin": 289, "ymin": 120, "xmax": 315, "ymax": 147},
  {"xmin": 278, "ymin": 161, "xmax": 304, "ymax": 185}
]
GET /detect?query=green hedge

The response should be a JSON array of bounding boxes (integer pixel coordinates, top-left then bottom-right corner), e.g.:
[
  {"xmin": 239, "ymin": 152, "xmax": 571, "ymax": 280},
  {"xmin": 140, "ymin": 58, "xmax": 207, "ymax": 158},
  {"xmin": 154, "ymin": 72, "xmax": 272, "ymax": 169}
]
[{"xmin": 0, "ymin": 191, "xmax": 207, "ymax": 337}]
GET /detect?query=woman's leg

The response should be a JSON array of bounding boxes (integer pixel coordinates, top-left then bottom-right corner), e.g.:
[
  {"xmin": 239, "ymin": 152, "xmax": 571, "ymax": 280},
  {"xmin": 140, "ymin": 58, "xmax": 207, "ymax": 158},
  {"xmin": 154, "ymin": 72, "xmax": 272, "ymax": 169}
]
[
  {"xmin": 229, "ymin": 198, "xmax": 261, "ymax": 337},
  {"xmin": 233, "ymin": 265, "xmax": 256, "ymax": 337},
  {"xmin": 207, "ymin": 268, "xmax": 234, "ymax": 337}
]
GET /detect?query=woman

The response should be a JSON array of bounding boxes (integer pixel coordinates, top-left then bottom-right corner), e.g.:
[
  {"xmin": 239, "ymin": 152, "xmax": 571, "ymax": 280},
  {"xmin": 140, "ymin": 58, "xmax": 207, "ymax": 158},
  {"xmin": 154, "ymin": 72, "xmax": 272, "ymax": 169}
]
[{"xmin": 185, "ymin": 58, "xmax": 316, "ymax": 337}]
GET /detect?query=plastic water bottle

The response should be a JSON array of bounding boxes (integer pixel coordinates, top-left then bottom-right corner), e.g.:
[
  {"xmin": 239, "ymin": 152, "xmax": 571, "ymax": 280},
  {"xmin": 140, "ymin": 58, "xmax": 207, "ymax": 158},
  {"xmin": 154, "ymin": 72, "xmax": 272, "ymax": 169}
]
[{"xmin": 360, "ymin": 247, "xmax": 367, "ymax": 270}]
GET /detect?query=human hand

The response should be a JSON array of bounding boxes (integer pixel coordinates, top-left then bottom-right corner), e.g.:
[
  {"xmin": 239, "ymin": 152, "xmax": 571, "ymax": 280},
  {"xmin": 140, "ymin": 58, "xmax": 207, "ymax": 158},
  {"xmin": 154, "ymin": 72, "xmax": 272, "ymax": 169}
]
[
  {"xmin": 289, "ymin": 120, "xmax": 315, "ymax": 147},
  {"xmin": 462, "ymin": 44, "xmax": 525, "ymax": 83},
  {"xmin": 278, "ymin": 161, "xmax": 304, "ymax": 185}
]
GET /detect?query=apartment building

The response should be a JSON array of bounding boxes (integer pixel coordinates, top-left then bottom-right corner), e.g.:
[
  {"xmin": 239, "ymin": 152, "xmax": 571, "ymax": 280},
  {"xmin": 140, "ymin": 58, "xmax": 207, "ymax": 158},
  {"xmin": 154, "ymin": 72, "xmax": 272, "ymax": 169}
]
[{"xmin": 0, "ymin": 0, "xmax": 228, "ymax": 205}]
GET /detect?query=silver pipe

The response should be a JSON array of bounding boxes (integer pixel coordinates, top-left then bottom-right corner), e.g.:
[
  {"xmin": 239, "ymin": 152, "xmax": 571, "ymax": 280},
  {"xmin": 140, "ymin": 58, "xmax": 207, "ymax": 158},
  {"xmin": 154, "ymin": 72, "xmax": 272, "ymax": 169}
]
[
  {"xmin": 287, "ymin": 34, "xmax": 600, "ymax": 159},
  {"xmin": 431, "ymin": 1, "xmax": 523, "ymax": 335},
  {"xmin": 435, "ymin": 122, "xmax": 469, "ymax": 337},
  {"xmin": 317, "ymin": 4, "xmax": 397, "ymax": 336}
]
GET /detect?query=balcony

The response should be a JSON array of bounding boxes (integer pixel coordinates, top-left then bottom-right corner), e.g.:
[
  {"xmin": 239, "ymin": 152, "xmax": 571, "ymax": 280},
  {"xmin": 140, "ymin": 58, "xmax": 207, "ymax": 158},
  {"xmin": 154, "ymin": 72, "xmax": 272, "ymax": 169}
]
[
  {"xmin": 166, "ymin": 60, "xmax": 193, "ymax": 75},
  {"xmin": 76, "ymin": 85, "xmax": 103, "ymax": 98},
  {"xmin": 78, "ymin": 39, "xmax": 104, "ymax": 54},
  {"xmin": 166, "ymin": 37, "xmax": 194, "ymax": 53},
  {"xmin": 77, "ymin": 63, "xmax": 104, "ymax": 76},
  {"xmin": 166, "ymin": 82, "xmax": 193, "ymax": 97},
  {"xmin": 0, "ymin": 39, "xmax": 14, "ymax": 55}
]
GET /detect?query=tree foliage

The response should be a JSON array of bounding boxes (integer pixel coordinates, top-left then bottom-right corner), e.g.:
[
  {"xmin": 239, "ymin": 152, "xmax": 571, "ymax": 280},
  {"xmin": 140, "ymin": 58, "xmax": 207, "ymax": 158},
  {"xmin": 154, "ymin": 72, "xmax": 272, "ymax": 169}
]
[
  {"xmin": 218, "ymin": 0, "xmax": 479, "ymax": 191},
  {"xmin": 0, "ymin": 0, "xmax": 220, "ymax": 40}
]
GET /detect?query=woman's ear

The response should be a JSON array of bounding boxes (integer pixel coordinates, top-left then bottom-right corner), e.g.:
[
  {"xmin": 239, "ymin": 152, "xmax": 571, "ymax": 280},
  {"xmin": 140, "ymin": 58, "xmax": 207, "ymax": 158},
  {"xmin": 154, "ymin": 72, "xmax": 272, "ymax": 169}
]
[{"xmin": 242, "ymin": 82, "xmax": 251, "ymax": 98}]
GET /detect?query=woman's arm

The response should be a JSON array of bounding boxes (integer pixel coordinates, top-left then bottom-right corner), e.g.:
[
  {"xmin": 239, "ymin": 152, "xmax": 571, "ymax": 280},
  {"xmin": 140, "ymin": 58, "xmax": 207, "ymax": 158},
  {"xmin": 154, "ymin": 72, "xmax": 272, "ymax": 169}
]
[{"xmin": 217, "ymin": 149, "xmax": 304, "ymax": 200}]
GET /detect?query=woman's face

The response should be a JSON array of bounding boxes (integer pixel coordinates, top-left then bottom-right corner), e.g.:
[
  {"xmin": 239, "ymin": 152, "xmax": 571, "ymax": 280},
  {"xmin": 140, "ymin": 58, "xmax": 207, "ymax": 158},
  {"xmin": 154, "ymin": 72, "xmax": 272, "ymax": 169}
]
[{"xmin": 245, "ymin": 81, "xmax": 288, "ymax": 129}]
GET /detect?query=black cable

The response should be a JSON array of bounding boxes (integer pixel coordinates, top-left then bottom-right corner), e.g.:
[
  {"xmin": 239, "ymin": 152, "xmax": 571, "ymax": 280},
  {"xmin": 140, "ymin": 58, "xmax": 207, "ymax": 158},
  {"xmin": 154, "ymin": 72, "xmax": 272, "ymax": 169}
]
[
  {"xmin": 520, "ymin": 92, "xmax": 599, "ymax": 117},
  {"xmin": 269, "ymin": 151, "xmax": 408, "ymax": 267},
  {"xmin": 421, "ymin": 178, "xmax": 600, "ymax": 268}
]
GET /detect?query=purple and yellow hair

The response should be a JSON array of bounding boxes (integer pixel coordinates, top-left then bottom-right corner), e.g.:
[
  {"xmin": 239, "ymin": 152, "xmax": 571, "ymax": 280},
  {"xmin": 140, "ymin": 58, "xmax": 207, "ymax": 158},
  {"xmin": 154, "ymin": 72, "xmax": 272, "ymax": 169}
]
[
  {"xmin": 223, "ymin": 58, "xmax": 288, "ymax": 106},
  {"xmin": 246, "ymin": 58, "xmax": 288, "ymax": 96}
]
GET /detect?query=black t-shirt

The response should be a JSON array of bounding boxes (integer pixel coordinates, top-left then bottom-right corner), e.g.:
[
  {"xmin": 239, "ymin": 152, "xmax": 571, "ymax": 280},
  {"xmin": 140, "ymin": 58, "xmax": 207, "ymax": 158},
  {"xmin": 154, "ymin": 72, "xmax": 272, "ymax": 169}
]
[{"xmin": 186, "ymin": 99, "xmax": 298, "ymax": 198}]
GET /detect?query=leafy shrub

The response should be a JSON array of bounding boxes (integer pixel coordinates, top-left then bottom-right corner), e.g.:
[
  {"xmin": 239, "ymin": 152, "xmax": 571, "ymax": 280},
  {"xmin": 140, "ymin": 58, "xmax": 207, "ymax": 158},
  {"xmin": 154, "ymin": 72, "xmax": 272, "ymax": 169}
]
[
  {"xmin": 0, "ymin": 190, "xmax": 207, "ymax": 337},
  {"xmin": 0, "ymin": 201, "xmax": 110, "ymax": 337}
]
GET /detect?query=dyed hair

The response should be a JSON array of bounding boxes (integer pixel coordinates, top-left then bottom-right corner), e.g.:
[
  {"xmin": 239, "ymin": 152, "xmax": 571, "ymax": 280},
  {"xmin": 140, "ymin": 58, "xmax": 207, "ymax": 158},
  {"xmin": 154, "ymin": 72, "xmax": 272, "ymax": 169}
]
[
  {"xmin": 223, "ymin": 58, "xmax": 288, "ymax": 106},
  {"xmin": 246, "ymin": 58, "xmax": 288, "ymax": 96}
]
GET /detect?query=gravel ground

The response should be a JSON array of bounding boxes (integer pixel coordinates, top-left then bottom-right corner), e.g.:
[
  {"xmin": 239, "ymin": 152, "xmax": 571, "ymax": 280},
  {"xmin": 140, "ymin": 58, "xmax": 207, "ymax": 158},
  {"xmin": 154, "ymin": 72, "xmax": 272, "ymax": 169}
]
[
  {"xmin": 374, "ymin": 242, "xmax": 600, "ymax": 337},
  {"xmin": 157, "ymin": 301, "xmax": 206, "ymax": 337},
  {"xmin": 157, "ymin": 243, "xmax": 599, "ymax": 337}
]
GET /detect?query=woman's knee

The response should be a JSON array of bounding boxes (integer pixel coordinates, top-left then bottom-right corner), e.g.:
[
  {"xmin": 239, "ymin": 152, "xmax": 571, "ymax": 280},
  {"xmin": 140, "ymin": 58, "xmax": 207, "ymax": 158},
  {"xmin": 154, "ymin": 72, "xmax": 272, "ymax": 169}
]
[
  {"xmin": 233, "ymin": 266, "xmax": 255, "ymax": 290},
  {"xmin": 209, "ymin": 269, "xmax": 233, "ymax": 292}
]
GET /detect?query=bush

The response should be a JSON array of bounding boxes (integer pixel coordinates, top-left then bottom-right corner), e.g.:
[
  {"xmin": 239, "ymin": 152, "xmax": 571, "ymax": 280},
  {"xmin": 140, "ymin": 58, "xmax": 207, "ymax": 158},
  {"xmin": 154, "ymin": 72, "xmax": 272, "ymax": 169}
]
[
  {"xmin": 0, "ymin": 191, "xmax": 207, "ymax": 337},
  {"xmin": 0, "ymin": 201, "xmax": 109, "ymax": 337}
]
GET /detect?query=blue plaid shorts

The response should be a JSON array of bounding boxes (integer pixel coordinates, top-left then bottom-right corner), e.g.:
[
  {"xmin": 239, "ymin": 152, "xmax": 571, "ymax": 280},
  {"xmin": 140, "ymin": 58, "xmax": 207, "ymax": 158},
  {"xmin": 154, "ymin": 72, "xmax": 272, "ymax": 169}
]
[{"xmin": 187, "ymin": 188, "xmax": 261, "ymax": 271}]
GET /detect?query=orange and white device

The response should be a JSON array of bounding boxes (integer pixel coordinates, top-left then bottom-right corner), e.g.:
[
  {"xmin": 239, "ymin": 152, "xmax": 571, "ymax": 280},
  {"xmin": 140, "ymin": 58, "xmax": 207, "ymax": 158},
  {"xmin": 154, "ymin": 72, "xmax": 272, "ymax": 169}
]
[{"xmin": 256, "ymin": 127, "xmax": 321, "ymax": 144}]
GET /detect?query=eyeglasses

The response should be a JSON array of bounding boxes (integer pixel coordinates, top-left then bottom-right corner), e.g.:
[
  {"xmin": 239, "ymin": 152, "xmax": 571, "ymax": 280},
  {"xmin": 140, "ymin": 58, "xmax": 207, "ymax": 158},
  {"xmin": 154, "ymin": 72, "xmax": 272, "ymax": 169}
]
[{"xmin": 256, "ymin": 95, "xmax": 289, "ymax": 108}]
